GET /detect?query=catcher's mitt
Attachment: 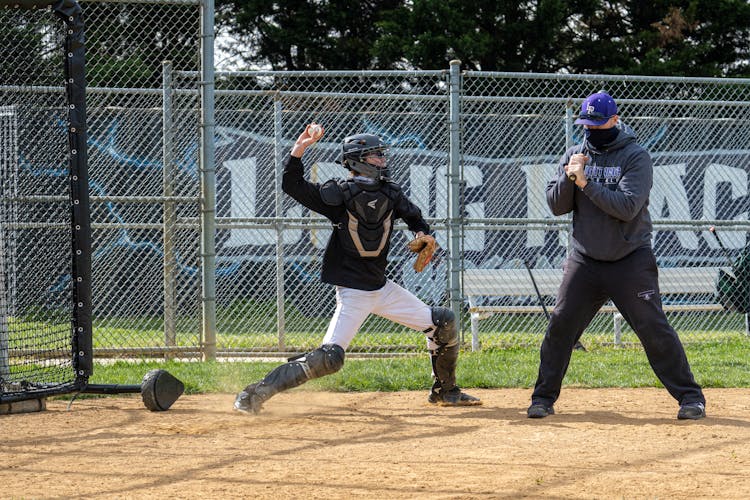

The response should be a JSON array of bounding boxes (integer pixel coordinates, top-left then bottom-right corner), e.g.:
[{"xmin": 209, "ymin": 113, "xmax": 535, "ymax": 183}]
[{"xmin": 407, "ymin": 234, "xmax": 437, "ymax": 273}]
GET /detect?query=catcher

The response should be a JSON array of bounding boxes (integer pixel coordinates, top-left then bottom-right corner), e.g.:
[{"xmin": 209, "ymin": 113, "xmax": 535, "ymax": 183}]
[{"xmin": 234, "ymin": 124, "xmax": 481, "ymax": 414}]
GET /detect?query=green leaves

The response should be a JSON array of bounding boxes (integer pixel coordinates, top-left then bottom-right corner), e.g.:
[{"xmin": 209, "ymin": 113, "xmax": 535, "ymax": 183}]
[{"xmin": 217, "ymin": 0, "xmax": 750, "ymax": 76}]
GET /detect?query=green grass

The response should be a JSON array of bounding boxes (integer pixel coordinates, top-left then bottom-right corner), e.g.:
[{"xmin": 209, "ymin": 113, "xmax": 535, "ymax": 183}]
[
  {"xmin": 84, "ymin": 337, "xmax": 750, "ymax": 396},
  {"xmin": 77, "ymin": 305, "xmax": 749, "ymax": 352}
]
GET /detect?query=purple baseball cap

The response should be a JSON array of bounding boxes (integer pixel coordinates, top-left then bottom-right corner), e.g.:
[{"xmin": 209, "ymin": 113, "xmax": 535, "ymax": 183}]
[{"xmin": 574, "ymin": 92, "xmax": 618, "ymax": 126}]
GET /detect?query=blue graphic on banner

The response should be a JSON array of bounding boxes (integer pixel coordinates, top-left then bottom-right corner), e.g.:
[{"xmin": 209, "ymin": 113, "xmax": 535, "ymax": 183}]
[{"xmin": 20, "ymin": 117, "xmax": 750, "ymax": 308}]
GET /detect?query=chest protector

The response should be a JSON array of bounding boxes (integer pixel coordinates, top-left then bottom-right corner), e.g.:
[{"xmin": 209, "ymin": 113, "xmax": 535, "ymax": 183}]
[{"xmin": 321, "ymin": 178, "xmax": 400, "ymax": 259}]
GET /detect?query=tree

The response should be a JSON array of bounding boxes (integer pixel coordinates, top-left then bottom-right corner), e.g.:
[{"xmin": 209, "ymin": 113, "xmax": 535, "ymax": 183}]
[
  {"xmin": 216, "ymin": 0, "xmax": 402, "ymax": 70},
  {"xmin": 84, "ymin": 2, "xmax": 200, "ymax": 88},
  {"xmin": 216, "ymin": 0, "xmax": 750, "ymax": 76},
  {"xmin": 0, "ymin": 10, "xmax": 59, "ymax": 86},
  {"xmin": 642, "ymin": 1, "xmax": 750, "ymax": 76},
  {"xmin": 374, "ymin": 0, "xmax": 575, "ymax": 71},
  {"xmin": 566, "ymin": 0, "xmax": 750, "ymax": 76}
]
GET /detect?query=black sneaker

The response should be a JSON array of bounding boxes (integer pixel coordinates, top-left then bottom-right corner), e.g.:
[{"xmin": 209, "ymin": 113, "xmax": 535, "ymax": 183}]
[
  {"xmin": 677, "ymin": 402, "xmax": 705, "ymax": 420},
  {"xmin": 527, "ymin": 402, "xmax": 554, "ymax": 418},
  {"xmin": 233, "ymin": 384, "xmax": 264, "ymax": 414},
  {"xmin": 428, "ymin": 386, "xmax": 482, "ymax": 406}
]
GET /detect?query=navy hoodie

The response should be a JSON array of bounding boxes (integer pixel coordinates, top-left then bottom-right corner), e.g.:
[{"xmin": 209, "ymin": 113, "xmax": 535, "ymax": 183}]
[{"xmin": 546, "ymin": 125, "xmax": 653, "ymax": 261}]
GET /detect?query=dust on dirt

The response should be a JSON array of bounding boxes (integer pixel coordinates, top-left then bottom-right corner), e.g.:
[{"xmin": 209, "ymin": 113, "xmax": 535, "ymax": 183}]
[{"xmin": 2, "ymin": 388, "xmax": 748, "ymax": 499}]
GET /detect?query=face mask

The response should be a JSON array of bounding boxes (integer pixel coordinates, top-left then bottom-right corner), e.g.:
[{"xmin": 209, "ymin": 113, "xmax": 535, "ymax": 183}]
[{"xmin": 584, "ymin": 127, "xmax": 619, "ymax": 148}]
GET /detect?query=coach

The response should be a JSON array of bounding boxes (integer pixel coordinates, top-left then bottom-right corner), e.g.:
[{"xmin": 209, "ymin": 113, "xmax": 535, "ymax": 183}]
[{"xmin": 527, "ymin": 91, "xmax": 707, "ymax": 420}]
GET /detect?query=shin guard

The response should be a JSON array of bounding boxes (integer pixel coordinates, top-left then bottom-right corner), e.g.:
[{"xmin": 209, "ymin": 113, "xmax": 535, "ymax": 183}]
[
  {"xmin": 430, "ymin": 343, "xmax": 459, "ymax": 392},
  {"xmin": 428, "ymin": 307, "xmax": 459, "ymax": 392},
  {"xmin": 248, "ymin": 344, "xmax": 345, "ymax": 404}
]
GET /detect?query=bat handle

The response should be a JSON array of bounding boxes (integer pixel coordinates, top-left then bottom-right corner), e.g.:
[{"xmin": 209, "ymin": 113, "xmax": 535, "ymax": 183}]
[
  {"xmin": 569, "ymin": 150, "xmax": 587, "ymax": 182},
  {"xmin": 708, "ymin": 226, "xmax": 728, "ymax": 251},
  {"xmin": 709, "ymin": 225, "xmax": 741, "ymax": 275}
]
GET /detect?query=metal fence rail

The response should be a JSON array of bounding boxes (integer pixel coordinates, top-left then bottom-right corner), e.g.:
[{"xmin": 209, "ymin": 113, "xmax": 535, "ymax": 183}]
[
  {"xmin": 460, "ymin": 71, "xmax": 750, "ymax": 347},
  {"xmin": 2, "ymin": 0, "xmax": 748, "ymax": 360}
]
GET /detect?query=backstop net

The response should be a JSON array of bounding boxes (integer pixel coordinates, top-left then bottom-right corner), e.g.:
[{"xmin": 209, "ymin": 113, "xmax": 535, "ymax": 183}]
[{"xmin": 0, "ymin": 0, "xmax": 92, "ymax": 403}]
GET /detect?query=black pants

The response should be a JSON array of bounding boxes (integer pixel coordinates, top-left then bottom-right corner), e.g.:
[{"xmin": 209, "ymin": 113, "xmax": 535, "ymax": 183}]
[{"xmin": 531, "ymin": 247, "xmax": 705, "ymax": 407}]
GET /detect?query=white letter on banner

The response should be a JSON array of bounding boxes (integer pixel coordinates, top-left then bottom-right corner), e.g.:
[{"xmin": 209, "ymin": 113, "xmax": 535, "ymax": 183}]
[
  {"xmin": 409, "ymin": 164, "xmax": 484, "ymax": 251},
  {"xmin": 410, "ymin": 164, "xmax": 445, "ymax": 248},
  {"xmin": 223, "ymin": 157, "xmax": 302, "ymax": 248},
  {"xmin": 650, "ymin": 163, "xmax": 697, "ymax": 249},
  {"xmin": 520, "ymin": 163, "xmax": 566, "ymax": 247},
  {"xmin": 462, "ymin": 164, "xmax": 485, "ymax": 251},
  {"xmin": 702, "ymin": 163, "xmax": 748, "ymax": 249}
]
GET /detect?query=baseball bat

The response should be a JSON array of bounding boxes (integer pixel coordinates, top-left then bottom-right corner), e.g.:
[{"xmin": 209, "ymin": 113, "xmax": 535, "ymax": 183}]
[
  {"xmin": 709, "ymin": 226, "xmax": 750, "ymax": 327},
  {"xmin": 567, "ymin": 144, "xmax": 588, "ymax": 182},
  {"xmin": 709, "ymin": 226, "xmax": 740, "ymax": 275},
  {"xmin": 523, "ymin": 258, "xmax": 550, "ymax": 320},
  {"xmin": 523, "ymin": 258, "xmax": 586, "ymax": 352}
]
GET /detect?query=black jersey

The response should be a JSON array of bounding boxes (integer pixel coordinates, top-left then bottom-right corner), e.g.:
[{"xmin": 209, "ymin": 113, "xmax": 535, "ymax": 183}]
[{"xmin": 282, "ymin": 155, "xmax": 430, "ymax": 290}]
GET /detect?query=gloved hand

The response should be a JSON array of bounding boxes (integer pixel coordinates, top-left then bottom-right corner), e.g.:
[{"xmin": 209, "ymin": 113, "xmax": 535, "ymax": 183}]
[{"xmin": 407, "ymin": 234, "xmax": 437, "ymax": 273}]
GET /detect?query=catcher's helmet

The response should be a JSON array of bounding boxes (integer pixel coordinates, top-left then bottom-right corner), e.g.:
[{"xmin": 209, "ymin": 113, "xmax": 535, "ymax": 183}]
[{"xmin": 341, "ymin": 133, "xmax": 390, "ymax": 180}]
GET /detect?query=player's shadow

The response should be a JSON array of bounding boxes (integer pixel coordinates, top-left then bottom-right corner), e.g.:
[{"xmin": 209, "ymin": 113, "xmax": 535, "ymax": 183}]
[
  {"xmin": 436, "ymin": 406, "xmax": 750, "ymax": 428},
  {"xmin": 513, "ymin": 410, "xmax": 750, "ymax": 428}
]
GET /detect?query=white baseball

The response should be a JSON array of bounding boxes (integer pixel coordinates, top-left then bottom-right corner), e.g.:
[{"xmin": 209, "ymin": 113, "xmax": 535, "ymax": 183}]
[{"xmin": 308, "ymin": 124, "xmax": 323, "ymax": 139}]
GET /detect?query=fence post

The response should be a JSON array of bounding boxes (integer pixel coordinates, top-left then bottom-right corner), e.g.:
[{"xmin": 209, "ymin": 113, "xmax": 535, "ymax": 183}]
[
  {"xmin": 565, "ymin": 98, "xmax": 575, "ymax": 149},
  {"xmin": 162, "ymin": 61, "xmax": 177, "ymax": 356},
  {"xmin": 200, "ymin": 0, "xmax": 217, "ymax": 360},
  {"xmin": 563, "ymin": 99, "xmax": 575, "ymax": 258},
  {"xmin": 274, "ymin": 98, "xmax": 286, "ymax": 352},
  {"xmin": 448, "ymin": 60, "xmax": 463, "ymax": 343},
  {"xmin": 0, "ymin": 107, "xmax": 13, "ymax": 379},
  {"xmin": 0, "ymin": 242, "xmax": 8, "ymax": 380}
]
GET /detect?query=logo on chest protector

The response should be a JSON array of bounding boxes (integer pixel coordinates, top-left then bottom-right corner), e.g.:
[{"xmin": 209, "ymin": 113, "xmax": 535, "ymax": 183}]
[{"xmin": 342, "ymin": 183, "xmax": 394, "ymax": 258}]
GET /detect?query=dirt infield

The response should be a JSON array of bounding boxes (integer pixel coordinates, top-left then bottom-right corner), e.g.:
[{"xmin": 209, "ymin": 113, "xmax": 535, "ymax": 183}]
[{"xmin": 2, "ymin": 388, "xmax": 748, "ymax": 499}]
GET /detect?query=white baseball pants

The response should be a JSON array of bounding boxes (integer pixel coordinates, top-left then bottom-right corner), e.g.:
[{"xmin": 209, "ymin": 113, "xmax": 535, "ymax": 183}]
[{"xmin": 320, "ymin": 279, "xmax": 439, "ymax": 351}]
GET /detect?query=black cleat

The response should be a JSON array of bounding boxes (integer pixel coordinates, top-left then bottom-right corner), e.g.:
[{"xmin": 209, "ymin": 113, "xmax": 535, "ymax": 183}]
[
  {"xmin": 428, "ymin": 386, "xmax": 482, "ymax": 406},
  {"xmin": 527, "ymin": 402, "xmax": 555, "ymax": 418},
  {"xmin": 677, "ymin": 402, "xmax": 705, "ymax": 420},
  {"xmin": 234, "ymin": 384, "xmax": 264, "ymax": 414}
]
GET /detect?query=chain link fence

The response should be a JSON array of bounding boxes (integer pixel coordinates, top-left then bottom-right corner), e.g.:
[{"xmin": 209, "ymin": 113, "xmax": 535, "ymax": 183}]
[
  {"xmin": 462, "ymin": 73, "xmax": 750, "ymax": 348},
  {"xmin": 81, "ymin": 0, "xmax": 203, "ymax": 358},
  {"xmin": 206, "ymin": 69, "xmax": 453, "ymax": 356},
  {"xmin": 1, "ymin": 1, "xmax": 80, "ymax": 393},
  {"xmin": 2, "ymin": 0, "xmax": 748, "ymax": 362}
]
